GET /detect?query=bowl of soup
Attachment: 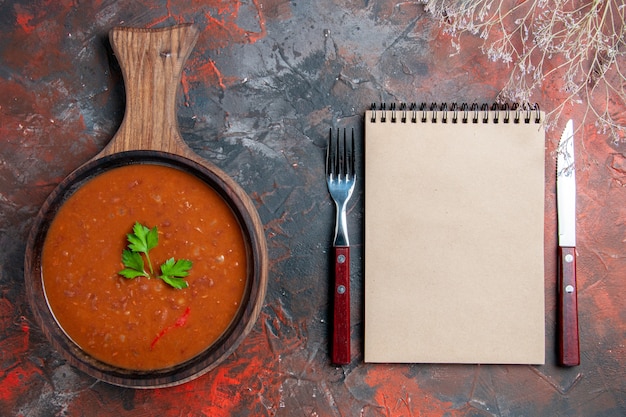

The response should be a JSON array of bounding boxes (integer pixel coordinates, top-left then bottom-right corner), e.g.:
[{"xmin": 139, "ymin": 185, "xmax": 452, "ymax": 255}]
[
  {"xmin": 25, "ymin": 24, "xmax": 268, "ymax": 387},
  {"xmin": 24, "ymin": 151, "xmax": 268, "ymax": 387}
]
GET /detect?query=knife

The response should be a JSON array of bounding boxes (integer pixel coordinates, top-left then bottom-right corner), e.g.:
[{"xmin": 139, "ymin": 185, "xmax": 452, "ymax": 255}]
[{"xmin": 556, "ymin": 119, "xmax": 580, "ymax": 366}]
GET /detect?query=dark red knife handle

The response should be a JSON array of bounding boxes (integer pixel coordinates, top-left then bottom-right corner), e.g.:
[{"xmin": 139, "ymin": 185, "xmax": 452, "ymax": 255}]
[
  {"xmin": 558, "ymin": 246, "xmax": 580, "ymax": 366},
  {"xmin": 332, "ymin": 246, "xmax": 351, "ymax": 365}
]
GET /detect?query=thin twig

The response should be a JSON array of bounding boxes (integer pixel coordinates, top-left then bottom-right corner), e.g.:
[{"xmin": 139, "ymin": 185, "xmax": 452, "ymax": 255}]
[{"xmin": 424, "ymin": 0, "xmax": 626, "ymax": 141}]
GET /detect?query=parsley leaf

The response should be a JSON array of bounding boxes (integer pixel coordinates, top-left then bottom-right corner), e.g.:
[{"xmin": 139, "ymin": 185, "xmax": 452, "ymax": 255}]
[
  {"xmin": 119, "ymin": 250, "xmax": 148, "ymax": 278},
  {"xmin": 126, "ymin": 222, "xmax": 158, "ymax": 274},
  {"xmin": 118, "ymin": 222, "xmax": 193, "ymax": 289},
  {"xmin": 159, "ymin": 258, "xmax": 192, "ymax": 289}
]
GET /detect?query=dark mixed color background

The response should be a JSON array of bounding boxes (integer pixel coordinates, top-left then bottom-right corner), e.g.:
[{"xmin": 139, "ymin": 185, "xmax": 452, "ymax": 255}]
[{"xmin": 1, "ymin": 1, "xmax": 625, "ymax": 416}]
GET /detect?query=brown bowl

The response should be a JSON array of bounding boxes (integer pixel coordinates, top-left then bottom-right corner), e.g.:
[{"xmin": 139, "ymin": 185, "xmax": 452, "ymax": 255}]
[{"xmin": 23, "ymin": 25, "xmax": 268, "ymax": 388}]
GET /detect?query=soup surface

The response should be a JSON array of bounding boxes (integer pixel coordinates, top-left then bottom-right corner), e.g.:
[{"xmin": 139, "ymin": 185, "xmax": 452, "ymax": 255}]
[{"xmin": 42, "ymin": 164, "xmax": 248, "ymax": 371}]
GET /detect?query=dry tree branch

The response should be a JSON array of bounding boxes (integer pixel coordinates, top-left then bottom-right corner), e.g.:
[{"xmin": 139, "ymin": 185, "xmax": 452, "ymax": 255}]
[{"xmin": 423, "ymin": 0, "xmax": 626, "ymax": 142}]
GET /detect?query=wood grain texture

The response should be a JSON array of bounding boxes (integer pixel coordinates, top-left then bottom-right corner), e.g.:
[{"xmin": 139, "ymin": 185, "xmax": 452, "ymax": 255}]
[{"xmin": 101, "ymin": 25, "xmax": 199, "ymax": 157}]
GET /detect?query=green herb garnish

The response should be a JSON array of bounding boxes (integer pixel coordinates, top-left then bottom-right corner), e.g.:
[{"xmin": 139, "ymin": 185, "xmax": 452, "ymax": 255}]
[
  {"xmin": 119, "ymin": 250, "xmax": 148, "ymax": 279},
  {"xmin": 125, "ymin": 222, "xmax": 158, "ymax": 274},
  {"xmin": 119, "ymin": 222, "xmax": 192, "ymax": 289},
  {"xmin": 159, "ymin": 258, "xmax": 193, "ymax": 289}
]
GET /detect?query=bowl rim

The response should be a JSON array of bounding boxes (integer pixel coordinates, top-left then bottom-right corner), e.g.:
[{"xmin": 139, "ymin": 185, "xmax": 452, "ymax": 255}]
[{"xmin": 24, "ymin": 150, "xmax": 268, "ymax": 388}]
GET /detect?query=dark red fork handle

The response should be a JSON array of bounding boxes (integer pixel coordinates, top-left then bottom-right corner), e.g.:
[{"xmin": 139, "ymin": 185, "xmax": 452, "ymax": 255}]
[{"xmin": 332, "ymin": 246, "xmax": 351, "ymax": 365}]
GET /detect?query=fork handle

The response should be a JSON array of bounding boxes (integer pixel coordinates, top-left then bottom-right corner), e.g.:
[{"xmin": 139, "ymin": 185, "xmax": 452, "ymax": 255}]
[{"xmin": 332, "ymin": 246, "xmax": 351, "ymax": 365}]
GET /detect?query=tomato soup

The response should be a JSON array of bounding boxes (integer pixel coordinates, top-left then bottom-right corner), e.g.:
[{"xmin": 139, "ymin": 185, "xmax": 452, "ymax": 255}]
[{"xmin": 41, "ymin": 164, "xmax": 248, "ymax": 371}]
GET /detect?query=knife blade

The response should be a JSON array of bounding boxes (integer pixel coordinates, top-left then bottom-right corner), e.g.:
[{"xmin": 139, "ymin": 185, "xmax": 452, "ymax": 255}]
[{"xmin": 556, "ymin": 119, "xmax": 580, "ymax": 366}]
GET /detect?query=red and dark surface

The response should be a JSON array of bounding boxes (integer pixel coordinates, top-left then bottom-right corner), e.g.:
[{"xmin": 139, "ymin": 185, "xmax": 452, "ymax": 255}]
[{"xmin": 1, "ymin": 1, "xmax": 625, "ymax": 416}]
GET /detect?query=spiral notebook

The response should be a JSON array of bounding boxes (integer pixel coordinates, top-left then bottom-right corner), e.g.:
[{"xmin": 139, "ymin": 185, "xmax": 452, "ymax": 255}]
[{"xmin": 364, "ymin": 103, "xmax": 546, "ymax": 364}]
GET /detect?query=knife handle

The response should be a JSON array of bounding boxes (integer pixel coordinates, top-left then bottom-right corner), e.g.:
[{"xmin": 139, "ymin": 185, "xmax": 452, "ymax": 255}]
[
  {"xmin": 558, "ymin": 246, "xmax": 580, "ymax": 366},
  {"xmin": 332, "ymin": 246, "xmax": 351, "ymax": 365}
]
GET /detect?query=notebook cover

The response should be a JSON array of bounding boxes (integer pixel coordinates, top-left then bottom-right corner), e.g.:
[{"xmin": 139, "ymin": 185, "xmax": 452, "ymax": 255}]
[{"xmin": 364, "ymin": 109, "xmax": 545, "ymax": 364}]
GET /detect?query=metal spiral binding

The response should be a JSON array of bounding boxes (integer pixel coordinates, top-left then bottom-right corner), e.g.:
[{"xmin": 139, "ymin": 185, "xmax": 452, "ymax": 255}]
[{"xmin": 369, "ymin": 102, "xmax": 542, "ymax": 124}]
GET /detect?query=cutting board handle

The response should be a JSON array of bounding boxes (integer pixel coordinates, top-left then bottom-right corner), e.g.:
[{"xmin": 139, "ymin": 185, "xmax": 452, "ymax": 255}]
[{"xmin": 99, "ymin": 24, "xmax": 200, "ymax": 158}]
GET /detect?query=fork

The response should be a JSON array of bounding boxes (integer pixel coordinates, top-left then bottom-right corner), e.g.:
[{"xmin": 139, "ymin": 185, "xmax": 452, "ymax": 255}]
[{"xmin": 326, "ymin": 128, "xmax": 356, "ymax": 365}]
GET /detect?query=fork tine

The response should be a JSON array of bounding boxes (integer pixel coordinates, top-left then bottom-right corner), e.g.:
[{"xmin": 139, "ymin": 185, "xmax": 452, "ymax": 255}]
[
  {"xmin": 346, "ymin": 128, "xmax": 355, "ymax": 179},
  {"xmin": 327, "ymin": 128, "xmax": 336, "ymax": 178},
  {"xmin": 338, "ymin": 128, "xmax": 345, "ymax": 179}
]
